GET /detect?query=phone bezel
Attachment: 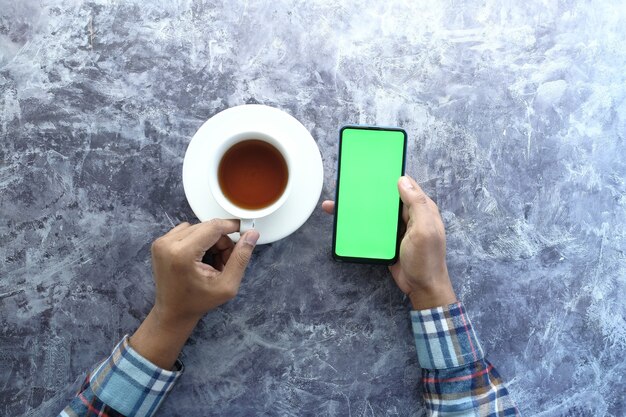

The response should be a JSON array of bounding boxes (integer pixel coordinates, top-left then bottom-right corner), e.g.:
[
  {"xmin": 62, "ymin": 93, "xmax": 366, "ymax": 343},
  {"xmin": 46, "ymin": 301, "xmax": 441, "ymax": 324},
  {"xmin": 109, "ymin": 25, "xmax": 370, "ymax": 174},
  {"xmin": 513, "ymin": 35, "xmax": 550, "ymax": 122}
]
[{"xmin": 332, "ymin": 125, "xmax": 407, "ymax": 265}]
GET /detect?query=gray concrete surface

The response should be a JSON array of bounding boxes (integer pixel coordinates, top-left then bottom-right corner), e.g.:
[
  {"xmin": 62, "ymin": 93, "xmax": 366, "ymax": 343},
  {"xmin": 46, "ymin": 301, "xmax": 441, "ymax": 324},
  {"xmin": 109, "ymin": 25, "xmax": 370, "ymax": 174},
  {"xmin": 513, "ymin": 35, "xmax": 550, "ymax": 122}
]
[{"xmin": 1, "ymin": 1, "xmax": 625, "ymax": 415}]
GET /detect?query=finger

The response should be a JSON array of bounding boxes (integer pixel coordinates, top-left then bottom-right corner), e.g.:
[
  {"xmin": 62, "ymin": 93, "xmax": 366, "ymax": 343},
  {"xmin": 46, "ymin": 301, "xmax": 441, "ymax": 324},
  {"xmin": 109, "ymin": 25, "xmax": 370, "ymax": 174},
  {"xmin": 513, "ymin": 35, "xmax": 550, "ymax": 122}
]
[
  {"xmin": 210, "ymin": 236, "xmax": 235, "ymax": 271},
  {"xmin": 221, "ymin": 230, "xmax": 260, "ymax": 289},
  {"xmin": 184, "ymin": 219, "xmax": 240, "ymax": 253},
  {"xmin": 321, "ymin": 200, "xmax": 335, "ymax": 214},
  {"xmin": 408, "ymin": 176, "xmax": 438, "ymax": 208},
  {"xmin": 398, "ymin": 176, "xmax": 430, "ymax": 219},
  {"xmin": 170, "ymin": 223, "xmax": 201, "ymax": 242},
  {"xmin": 401, "ymin": 203, "xmax": 409, "ymax": 224},
  {"xmin": 211, "ymin": 235, "xmax": 235, "ymax": 253},
  {"xmin": 201, "ymin": 234, "xmax": 235, "ymax": 264},
  {"xmin": 398, "ymin": 218, "xmax": 407, "ymax": 238},
  {"xmin": 163, "ymin": 222, "xmax": 191, "ymax": 237},
  {"xmin": 388, "ymin": 262, "xmax": 401, "ymax": 279},
  {"xmin": 217, "ymin": 247, "xmax": 234, "ymax": 271}
]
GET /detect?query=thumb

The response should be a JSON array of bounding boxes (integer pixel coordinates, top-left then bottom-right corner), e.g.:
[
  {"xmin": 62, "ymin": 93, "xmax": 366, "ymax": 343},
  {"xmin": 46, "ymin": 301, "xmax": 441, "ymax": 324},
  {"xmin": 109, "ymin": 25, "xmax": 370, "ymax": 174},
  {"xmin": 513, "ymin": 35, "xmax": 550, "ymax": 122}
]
[
  {"xmin": 398, "ymin": 176, "xmax": 429, "ymax": 217},
  {"xmin": 222, "ymin": 230, "xmax": 259, "ymax": 287}
]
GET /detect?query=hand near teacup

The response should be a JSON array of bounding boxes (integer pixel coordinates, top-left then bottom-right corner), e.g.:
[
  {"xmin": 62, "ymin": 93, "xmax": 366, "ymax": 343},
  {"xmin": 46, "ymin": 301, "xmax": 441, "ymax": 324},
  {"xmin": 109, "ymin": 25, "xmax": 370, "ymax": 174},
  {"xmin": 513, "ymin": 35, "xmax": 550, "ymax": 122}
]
[
  {"xmin": 322, "ymin": 175, "xmax": 457, "ymax": 310},
  {"xmin": 129, "ymin": 220, "xmax": 260, "ymax": 369}
]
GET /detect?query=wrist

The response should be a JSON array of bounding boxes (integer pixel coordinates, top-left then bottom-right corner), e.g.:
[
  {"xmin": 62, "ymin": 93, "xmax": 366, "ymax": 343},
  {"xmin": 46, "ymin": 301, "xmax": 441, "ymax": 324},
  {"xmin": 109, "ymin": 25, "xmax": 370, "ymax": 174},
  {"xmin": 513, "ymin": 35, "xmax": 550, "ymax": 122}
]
[
  {"xmin": 129, "ymin": 306, "xmax": 198, "ymax": 370},
  {"xmin": 151, "ymin": 304, "xmax": 200, "ymax": 335},
  {"xmin": 408, "ymin": 275, "xmax": 457, "ymax": 311}
]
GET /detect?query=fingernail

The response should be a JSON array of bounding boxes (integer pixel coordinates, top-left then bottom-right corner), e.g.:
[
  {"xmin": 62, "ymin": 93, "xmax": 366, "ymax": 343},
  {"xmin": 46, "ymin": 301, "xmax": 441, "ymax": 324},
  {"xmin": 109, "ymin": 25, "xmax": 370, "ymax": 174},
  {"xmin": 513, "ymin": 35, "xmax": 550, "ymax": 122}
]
[
  {"xmin": 400, "ymin": 176, "xmax": 414, "ymax": 190},
  {"xmin": 244, "ymin": 230, "xmax": 260, "ymax": 246}
]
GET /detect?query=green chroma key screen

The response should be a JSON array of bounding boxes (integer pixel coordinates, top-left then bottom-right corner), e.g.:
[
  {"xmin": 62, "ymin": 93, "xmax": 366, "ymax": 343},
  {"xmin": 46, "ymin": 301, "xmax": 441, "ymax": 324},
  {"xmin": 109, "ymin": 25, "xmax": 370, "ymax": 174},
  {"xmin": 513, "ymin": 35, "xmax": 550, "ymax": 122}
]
[{"xmin": 333, "ymin": 126, "xmax": 406, "ymax": 263}]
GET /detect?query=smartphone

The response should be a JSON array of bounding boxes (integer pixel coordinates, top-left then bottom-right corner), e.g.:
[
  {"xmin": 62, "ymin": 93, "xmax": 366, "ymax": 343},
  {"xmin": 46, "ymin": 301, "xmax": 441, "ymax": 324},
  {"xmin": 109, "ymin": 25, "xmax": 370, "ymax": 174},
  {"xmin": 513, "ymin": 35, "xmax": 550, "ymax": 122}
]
[{"xmin": 332, "ymin": 125, "xmax": 407, "ymax": 264}]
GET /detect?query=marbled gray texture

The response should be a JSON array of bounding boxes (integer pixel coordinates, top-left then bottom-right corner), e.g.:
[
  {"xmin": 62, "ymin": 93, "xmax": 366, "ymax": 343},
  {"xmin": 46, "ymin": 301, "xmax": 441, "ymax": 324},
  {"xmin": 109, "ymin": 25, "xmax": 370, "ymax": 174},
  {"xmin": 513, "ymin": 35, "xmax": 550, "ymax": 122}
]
[{"xmin": 1, "ymin": 0, "xmax": 625, "ymax": 416}]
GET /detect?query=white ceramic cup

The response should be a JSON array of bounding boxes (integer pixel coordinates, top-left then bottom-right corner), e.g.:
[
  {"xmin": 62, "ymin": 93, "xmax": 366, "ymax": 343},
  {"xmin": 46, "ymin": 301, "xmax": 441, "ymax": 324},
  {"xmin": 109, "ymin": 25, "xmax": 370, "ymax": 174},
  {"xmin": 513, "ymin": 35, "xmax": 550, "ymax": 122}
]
[{"xmin": 207, "ymin": 131, "xmax": 293, "ymax": 233}]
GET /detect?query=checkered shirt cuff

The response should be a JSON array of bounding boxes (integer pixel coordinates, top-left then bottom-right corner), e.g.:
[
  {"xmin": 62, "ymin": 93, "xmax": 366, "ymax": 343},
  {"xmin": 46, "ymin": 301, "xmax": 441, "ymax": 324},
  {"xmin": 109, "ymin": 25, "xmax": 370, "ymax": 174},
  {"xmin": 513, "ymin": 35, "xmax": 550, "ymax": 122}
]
[
  {"xmin": 411, "ymin": 301, "xmax": 484, "ymax": 370},
  {"xmin": 89, "ymin": 335, "xmax": 184, "ymax": 417}
]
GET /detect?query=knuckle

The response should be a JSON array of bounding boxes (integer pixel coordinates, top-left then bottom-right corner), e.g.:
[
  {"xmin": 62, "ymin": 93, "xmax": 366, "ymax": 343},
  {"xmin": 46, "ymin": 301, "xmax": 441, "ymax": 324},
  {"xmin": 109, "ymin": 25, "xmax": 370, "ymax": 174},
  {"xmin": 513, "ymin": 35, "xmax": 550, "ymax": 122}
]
[
  {"xmin": 151, "ymin": 237, "xmax": 166, "ymax": 253},
  {"xmin": 207, "ymin": 218, "xmax": 221, "ymax": 228},
  {"xmin": 167, "ymin": 240, "xmax": 183, "ymax": 258},
  {"xmin": 168, "ymin": 245, "xmax": 188, "ymax": 269},
  {"xmin": 204, "ymin": 218, "xmax": 225, "ymax": 235},
  {"xmin": 414, "ymin": 193, "xmax": 428, "ymax": 205}
]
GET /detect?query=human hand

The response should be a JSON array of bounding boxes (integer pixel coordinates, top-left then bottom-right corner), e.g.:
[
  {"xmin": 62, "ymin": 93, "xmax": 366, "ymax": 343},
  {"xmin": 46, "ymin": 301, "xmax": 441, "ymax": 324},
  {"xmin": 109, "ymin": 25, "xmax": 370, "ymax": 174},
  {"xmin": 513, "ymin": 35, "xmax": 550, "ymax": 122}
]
[
  {"xmin": 322, "ymin": 176, "xmax": 456, "ymax": 310},
  {"xmin": 130, "ymin": 220, "xmax": 259, "ymax": 369},
  {"xmin": 150, "ymin": 219, "xmax": 260, "ymax": 326}
]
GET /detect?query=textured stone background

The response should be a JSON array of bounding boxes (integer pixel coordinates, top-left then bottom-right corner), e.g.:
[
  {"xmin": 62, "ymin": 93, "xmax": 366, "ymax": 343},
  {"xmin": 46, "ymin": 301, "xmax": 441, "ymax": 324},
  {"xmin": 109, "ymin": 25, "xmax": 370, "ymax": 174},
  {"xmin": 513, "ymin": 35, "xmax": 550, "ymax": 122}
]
[{"xmin": 1, "ymin": 1, "xmax": 625, "ymax": 416}]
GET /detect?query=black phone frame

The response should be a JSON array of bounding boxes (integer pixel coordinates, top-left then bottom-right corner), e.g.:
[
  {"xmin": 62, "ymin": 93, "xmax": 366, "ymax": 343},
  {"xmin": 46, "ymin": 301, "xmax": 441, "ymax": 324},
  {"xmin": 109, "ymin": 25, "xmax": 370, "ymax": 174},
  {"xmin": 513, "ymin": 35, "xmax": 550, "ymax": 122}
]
[{"xmin": 332, "ymin": 125, "xmax": 407, "ymax": 265}]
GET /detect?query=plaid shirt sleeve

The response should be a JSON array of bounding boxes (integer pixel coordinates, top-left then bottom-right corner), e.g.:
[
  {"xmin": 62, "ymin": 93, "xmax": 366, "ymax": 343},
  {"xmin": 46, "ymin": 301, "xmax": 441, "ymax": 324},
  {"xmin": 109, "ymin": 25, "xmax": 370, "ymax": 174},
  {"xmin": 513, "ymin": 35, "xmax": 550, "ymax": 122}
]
[
  {"xmin": 411, "ymin": 301, "xmax": 520, "ymax": 416},
  {"xmin": 59, "ymin": 335, "xmax": 183, "ymax": 417}
]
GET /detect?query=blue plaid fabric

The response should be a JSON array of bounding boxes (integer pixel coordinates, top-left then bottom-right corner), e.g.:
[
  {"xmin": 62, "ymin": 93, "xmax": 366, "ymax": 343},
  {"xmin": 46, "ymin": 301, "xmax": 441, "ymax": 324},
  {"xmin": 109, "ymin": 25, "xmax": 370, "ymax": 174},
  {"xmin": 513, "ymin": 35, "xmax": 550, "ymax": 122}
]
[
  {"xmin": 59, "ymin": 335, "xmax": 183, "ymax": 417},
  {"xmin": 60, "ymin": 302, "xmax": 517, "ymax": 417},
  {"xmin": 412, "ymin": 302, "xmax": 520, "ymax": 416}
]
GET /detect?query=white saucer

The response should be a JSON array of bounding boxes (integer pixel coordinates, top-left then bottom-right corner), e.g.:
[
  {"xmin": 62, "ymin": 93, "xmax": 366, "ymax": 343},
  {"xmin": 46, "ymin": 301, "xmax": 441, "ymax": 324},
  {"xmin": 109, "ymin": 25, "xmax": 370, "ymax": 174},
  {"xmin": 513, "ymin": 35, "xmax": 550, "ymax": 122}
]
[{"xmin": 182, "ymin": 105, "xmax": 324, "ymax": 244}]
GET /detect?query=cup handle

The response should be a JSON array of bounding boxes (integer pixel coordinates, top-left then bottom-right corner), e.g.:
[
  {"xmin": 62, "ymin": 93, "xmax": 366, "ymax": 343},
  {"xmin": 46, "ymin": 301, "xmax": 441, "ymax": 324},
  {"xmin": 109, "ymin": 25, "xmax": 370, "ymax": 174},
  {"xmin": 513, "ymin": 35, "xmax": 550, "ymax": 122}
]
[{"xmin": 240, "ymin": 218, "xmax": 256, "ymax": 234}]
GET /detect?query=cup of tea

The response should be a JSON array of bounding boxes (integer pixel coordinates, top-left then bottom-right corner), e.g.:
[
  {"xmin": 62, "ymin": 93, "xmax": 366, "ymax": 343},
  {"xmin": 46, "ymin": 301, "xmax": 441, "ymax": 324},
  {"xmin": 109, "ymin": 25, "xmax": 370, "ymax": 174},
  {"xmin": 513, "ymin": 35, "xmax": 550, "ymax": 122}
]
[{"xmin": 207, "ymin": 131, "xmax": 292, "ymax": 233}]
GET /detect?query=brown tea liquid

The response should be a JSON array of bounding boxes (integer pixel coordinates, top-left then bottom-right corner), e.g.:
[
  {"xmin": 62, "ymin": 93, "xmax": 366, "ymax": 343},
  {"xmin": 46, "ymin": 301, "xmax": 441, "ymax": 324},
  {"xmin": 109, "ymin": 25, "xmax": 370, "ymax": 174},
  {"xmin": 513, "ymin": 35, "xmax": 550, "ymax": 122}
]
[{"xmin": 218, "ymin": 140, "xmax": 288, "ymax": 210}]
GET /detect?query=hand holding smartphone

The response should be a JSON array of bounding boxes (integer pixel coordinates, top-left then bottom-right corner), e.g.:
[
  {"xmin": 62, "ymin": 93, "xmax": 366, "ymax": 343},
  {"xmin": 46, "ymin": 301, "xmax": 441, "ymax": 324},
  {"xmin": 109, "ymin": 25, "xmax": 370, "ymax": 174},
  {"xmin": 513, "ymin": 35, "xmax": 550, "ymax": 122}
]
[
  {"xmin": 329, "ymin": 127, "xmax": 456, "ymax": 308},
  {"xmin": 332, "ymin": 126, "xmax": 407, "ymax": 264}
]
